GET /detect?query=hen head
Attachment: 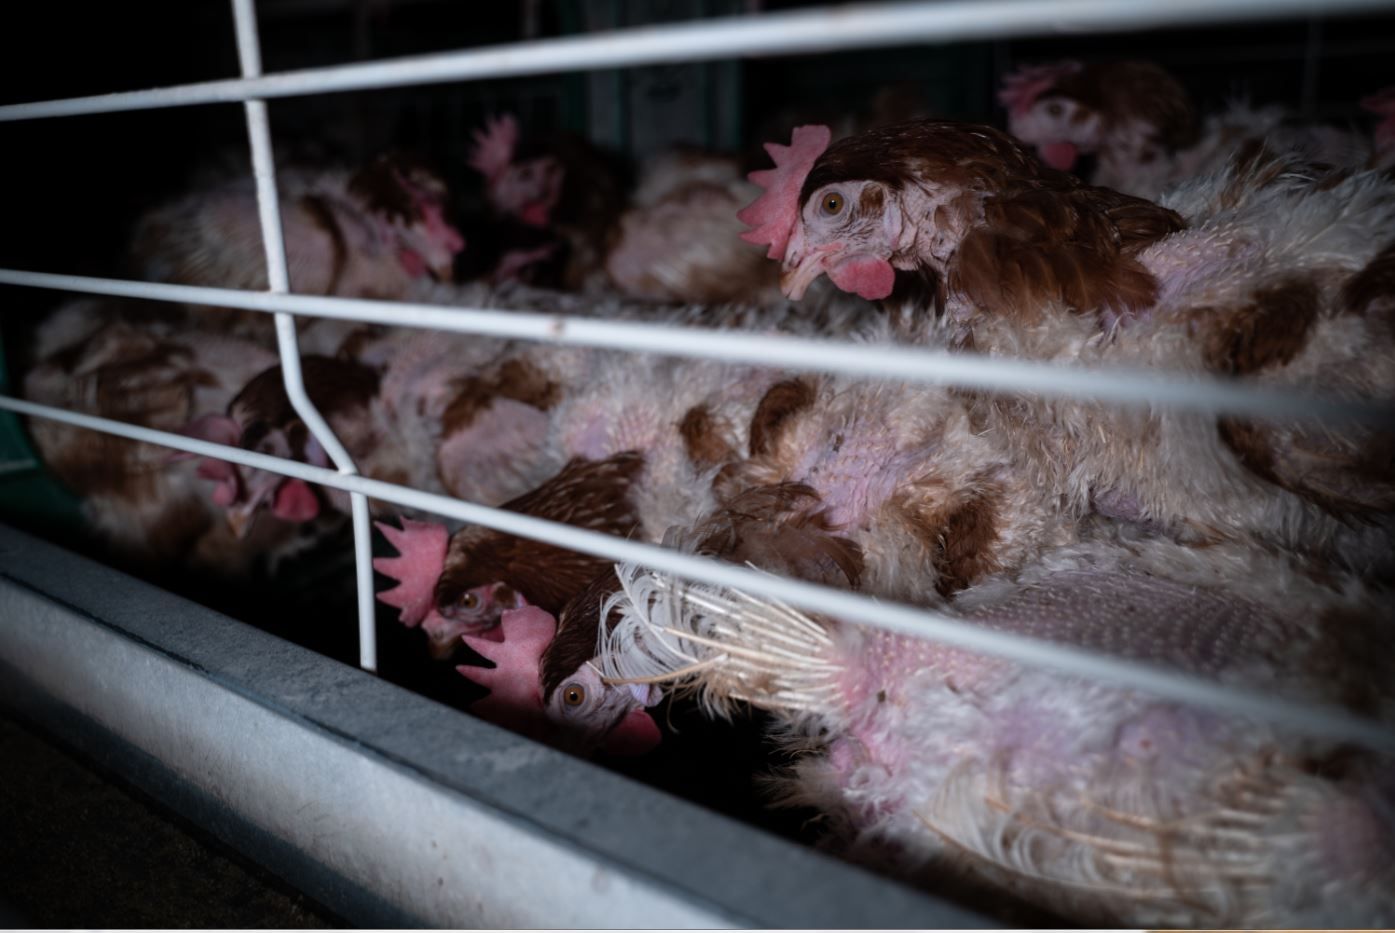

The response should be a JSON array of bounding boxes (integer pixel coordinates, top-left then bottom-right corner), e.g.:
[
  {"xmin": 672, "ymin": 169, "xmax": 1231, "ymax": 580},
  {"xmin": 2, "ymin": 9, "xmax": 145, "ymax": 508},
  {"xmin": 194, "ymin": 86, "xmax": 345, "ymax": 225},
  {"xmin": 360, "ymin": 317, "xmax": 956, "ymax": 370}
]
[
  {"xmin": 739, "ymin": 124, "xmax": 902, "ymax": 302},
  {"xmin": 541, "ymin": 661, "xmax": 661, "ymax": 757},
  {"xmin": 179, "ymin": 412, "xmax": 321, "ymax": 539},
  {"xmin": 457, "ymin": 604, "xmax": 660, "ymax": 756},
  {"xmin": 997, "ymin": 61, "xmax": 1101, "ymax": 171},
  {"xmin": 741, "ymin": 120, "xmax": 1182, "ymax": 320},
  {"xmin": 740, "ymin": 120, "xmax": 1044, "ymax": 303},
  {"xmin": 180, "ymin": 356, "xmax": 379, "ymax": 537},
  {"xmin": 469, "ymin": 114, "xmax": 565, "ymax": 229},
  {"xmin": 998, "ymin": 60, "xmax": 1196, "ymax": 174},
  {"xmin": 374, "ymin": 518, "xmax": 518, "ymax": 658},
  {"xmin": 349, "ymin": 154, "xmax": 466, "ymax": 280},
  {"xmin": 429, "ymin": 577, "xmax": 526, "ymax": 657}
]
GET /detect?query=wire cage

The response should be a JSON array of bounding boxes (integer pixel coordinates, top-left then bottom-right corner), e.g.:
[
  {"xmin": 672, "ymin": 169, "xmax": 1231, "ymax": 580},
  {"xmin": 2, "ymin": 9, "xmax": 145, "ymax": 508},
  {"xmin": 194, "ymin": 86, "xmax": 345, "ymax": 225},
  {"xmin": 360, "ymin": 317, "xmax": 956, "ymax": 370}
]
[{"xmin": 1, "ymin": 0, "xmax": 1394, "ymax": 926}]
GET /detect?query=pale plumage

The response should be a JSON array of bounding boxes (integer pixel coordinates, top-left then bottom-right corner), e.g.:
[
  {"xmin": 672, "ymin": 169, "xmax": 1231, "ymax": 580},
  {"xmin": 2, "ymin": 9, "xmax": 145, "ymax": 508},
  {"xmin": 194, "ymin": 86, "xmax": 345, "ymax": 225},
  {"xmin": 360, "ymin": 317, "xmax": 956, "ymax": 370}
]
[
  {"xmin": 604, "ymin": 150, "xmax": 780, "ymax": 305},
  {"xmin": 598, "ymin": 523, "xmax": 1395, "ymax": 927},
  {"xmin": 130, "ymin": 155, "xmax": 464, "ymax": 344}
]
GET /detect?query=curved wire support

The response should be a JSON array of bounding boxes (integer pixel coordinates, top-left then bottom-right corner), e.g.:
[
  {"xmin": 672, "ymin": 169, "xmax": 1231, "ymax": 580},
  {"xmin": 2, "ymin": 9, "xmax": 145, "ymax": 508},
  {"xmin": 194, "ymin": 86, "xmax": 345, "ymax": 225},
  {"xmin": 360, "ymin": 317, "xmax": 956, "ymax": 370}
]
[{"xmin": 232, "ymin": 0, "xmax": 377, "ymax": 671}]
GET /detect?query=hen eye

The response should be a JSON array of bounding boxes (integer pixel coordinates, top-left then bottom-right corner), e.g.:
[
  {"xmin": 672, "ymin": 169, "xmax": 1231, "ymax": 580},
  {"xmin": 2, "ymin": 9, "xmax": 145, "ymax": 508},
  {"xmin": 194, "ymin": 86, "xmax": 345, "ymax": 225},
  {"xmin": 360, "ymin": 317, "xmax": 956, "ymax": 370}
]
[
  {"xmin": 821, "ymin": 192, "xmax": 845, "ymax": 216},
  {"xmin": 562, "ymin": 684, "xmax": 586, "ymax": 707},
  {"xmin": 460, "ymin": 592, "xmax": 480, "ymax": 610},
  {"xmin": 1044, "ymin": 101, "xmax": 1065, "ymax": 117}
]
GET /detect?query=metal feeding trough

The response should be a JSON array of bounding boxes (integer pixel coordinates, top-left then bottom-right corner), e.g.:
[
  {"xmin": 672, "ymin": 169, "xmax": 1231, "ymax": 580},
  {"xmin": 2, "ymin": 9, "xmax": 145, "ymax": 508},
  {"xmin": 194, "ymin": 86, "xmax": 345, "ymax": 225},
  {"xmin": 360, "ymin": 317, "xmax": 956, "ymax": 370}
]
[{"xmin": 0, "ymin": 524, "xmax": 988, "ymax": 927}]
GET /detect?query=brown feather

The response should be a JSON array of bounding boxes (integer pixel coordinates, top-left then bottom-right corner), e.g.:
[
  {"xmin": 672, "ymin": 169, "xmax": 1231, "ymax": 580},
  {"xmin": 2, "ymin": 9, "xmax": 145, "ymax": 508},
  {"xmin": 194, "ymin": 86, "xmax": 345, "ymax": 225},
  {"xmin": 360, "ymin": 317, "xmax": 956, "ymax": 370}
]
[
  {"xmin": 542, "ymin": 570, "xmax": 626, "ymax": 699},
  {"xmin": 749, "ymin": 378, "xmax": 817, "ymax": 458},
  {"xmin": 679, "ymin": 404, "xmax": 738, "ymax": 471},
  {"xmin": 229, "ymin": 355, "xmax": 379, "ymax": 458},
  {"xmin": 1045, "ymin": 61, "xmax": 1200, "ymax": 153},
  {"xmin": 688, "ymin": 482, "xmax": 864, "ymax": 590},
  {"xmin": 439, "ymin": 358, "xmax": 560, "ymax": 438},
  {"xmin": 435, "ymin": 452, "xmax": 644, "ymax": 616}
]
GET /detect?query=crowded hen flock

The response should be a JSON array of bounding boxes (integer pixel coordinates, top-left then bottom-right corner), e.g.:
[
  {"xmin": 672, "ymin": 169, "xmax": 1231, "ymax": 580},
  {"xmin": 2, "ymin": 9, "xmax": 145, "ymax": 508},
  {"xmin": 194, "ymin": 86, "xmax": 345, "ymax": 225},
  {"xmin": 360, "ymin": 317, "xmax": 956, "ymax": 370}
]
[{"xmin": 18, "ymin": 57, "xmax": 1395, "ymax": 926}]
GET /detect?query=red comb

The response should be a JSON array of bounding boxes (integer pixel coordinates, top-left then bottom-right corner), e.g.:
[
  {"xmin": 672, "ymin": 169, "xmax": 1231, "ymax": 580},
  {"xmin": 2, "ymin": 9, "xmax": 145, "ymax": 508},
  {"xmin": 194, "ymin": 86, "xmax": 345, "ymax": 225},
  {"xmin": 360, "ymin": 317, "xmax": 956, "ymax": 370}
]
[
  {"xmin": 457, "ymin": 606, "xmax": 557, "ymax": 739},
  {"xmin": 737, "ymin": 124, "xmax": 832, "ymax": 262},
  {"xmin": 468, "ymin": 114, "xmax": 519, "ymax": 183},
  {"xmin": 173, "ymin": 414, "xmax": 244, "ymax": 505},
  {"xmin": 373, "ymin": 518, "xmax": 449, "ymax": 627},
  {"xmin": 998, "ymin": 61, "xmax": 1081, "ymax": 117}
]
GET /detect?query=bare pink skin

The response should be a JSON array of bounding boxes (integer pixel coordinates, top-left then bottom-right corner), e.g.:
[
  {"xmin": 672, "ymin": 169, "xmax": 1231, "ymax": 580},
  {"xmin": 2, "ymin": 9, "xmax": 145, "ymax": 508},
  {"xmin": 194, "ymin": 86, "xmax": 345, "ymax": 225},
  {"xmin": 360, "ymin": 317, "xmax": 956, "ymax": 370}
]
[
  {"xmin": 790, "ymin": 426, "xmax": 934, "ymax": 531},
  {"xmin": 805, "ymin": 570, "xmax": 1395, "ymax": 924},
  {"xmin": 435, "ymin": 398, "xmax": 553, "ymax": 508}
]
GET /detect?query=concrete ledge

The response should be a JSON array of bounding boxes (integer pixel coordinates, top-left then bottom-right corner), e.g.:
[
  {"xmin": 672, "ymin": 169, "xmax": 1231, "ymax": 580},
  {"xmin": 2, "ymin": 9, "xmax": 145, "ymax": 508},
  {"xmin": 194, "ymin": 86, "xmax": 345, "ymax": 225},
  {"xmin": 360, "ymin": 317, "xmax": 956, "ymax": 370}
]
[{"xmin": 0, "ymin": 523, "xmax": 988, "ymax": 928}]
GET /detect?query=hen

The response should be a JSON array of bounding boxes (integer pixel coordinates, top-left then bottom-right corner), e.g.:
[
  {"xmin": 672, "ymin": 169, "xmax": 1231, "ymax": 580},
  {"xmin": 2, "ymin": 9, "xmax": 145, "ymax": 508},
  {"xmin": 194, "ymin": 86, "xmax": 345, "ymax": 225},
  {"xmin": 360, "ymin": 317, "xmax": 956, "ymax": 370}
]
[
  {"xmin": 131, "ymin": 153, "xmax": 464, "ymax": 345},
  {"xmin": 740, "ymin": 119, "xmax": 1395, "ymax": 573},
  {"xmin": 603, "ymin": 148, "xmax": 780, "ymax": 304},
  {"xmin": 178, "ymin": 278, "xmax": 639, "ymax": 541},
  {"xmin": 468, "ymin": 114, "xmax": 628, "ymax": 291},
  {"xmin": 599, "ymin": 516, "xmax": 1395, "ymax": 928},
  {"xmin": 373, "ymin": 321, "xmax": 876, "ymax": 742},
  {"xmin": 371, "ymin": 456, "xmax": 661, "ymax": 752},
  {"xmin": 180, "ymin": 354, "xmax": 383, "ymax": 537},
  {"xmin": 21, "ymin": 298, "xmax": 303, "ymax": 575},
  {"xmin": 999, "ymin": 59, "xmax": 1373, "ymax": 199}
]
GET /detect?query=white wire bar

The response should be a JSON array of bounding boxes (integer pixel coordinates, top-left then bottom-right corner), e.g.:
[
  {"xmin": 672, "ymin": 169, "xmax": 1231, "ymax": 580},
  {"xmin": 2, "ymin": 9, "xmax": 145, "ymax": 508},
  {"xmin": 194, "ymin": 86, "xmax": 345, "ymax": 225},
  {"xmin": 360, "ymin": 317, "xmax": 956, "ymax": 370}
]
[
  {"xmin": 3, "ymin": 270, "xmax": 1391, "ymax": 427},
  {"xmin": 1, "ymin": 0, "xmax": 1393, "ymax": 122},
  {"xmin": 228, "ymin": 0, "xmax": 377, "ymax": 671},
  {"xmin": 2, "ymin": 392, "xmax": 1391, "ymax": 754}
]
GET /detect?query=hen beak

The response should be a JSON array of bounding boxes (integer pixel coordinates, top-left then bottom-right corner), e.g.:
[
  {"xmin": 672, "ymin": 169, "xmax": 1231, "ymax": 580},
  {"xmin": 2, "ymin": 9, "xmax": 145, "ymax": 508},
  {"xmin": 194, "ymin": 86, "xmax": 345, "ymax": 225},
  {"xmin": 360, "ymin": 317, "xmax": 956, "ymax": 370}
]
[
  {"xmin": 430, "ymin": 258, "xmax": 456, "ymax": 282},
  {"xmin": 226, "ymin": 507, "xmax": 256, "ymax": 541},
  {"xmin": 780, "ymin": 245, "xmax": 837, "ymax": 300},
  {"xmin": 427, "ymin": 634, "xmax": 462, "ymax": 661}
]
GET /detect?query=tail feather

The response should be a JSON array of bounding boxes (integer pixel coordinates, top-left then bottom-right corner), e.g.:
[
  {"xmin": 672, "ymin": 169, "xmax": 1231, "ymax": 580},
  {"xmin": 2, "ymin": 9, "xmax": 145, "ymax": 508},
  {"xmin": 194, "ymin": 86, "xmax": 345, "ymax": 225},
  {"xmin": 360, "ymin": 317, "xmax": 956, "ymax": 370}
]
[{"xmin": 597, "ymin": 560, "xmax": 840, "ymax": 720}]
